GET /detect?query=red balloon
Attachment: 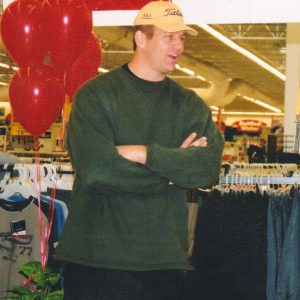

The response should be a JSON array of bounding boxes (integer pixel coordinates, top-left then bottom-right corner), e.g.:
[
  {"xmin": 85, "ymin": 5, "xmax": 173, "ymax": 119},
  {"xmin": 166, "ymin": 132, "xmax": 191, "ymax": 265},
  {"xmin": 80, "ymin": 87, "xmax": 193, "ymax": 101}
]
[
  {"xmin": 0, "ymin": 0, "xmax": 48, "ymax": 67},
  {"xmin": 42, "ymin": 0, "xmax": 92, "ymax": 71},
  {"xmin": 65, "ymin": 33, "xmax": 102, "ymax": 100},
  {"xmin": 9, "ymin": 65, "xmax": 65, "ymax": 136}
]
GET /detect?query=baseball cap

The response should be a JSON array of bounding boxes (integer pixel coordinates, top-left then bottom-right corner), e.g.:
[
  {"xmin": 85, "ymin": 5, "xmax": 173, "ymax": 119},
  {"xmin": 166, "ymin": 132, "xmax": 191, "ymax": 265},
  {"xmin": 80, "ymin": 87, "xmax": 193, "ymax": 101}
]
[{"xmin": 134, "ymin": 1, "xmax": 198, "ymax": 36}]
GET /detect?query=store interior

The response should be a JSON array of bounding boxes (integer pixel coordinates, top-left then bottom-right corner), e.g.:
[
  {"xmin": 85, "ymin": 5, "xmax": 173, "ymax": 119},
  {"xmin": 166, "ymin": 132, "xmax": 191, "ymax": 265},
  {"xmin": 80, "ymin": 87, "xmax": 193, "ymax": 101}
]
[
  {"xmin": 0, "ymin": 0, "xmax": 300, "ymax": 299},
  {"xmin": 0, "ymin": 22, "xmax": 292, "ymax": 163}
]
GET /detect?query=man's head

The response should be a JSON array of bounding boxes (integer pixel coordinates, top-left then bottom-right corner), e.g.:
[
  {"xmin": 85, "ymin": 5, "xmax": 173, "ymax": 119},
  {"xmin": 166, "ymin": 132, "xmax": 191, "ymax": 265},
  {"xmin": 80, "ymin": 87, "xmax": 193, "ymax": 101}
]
[
  {"xmin": 130, "ymin": 1, "xmax": 197, "ymax": 80},
  {"xmin": 133, "ymin": 1, "xmax": 197, "ymax": 37}
]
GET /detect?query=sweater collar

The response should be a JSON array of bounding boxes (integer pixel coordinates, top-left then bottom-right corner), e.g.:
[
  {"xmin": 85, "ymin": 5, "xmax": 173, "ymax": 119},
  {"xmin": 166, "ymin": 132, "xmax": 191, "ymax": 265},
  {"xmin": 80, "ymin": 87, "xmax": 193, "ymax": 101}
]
[{"xmin": 121, "ymin": 64, "xmax": 168, "ymax": 89}]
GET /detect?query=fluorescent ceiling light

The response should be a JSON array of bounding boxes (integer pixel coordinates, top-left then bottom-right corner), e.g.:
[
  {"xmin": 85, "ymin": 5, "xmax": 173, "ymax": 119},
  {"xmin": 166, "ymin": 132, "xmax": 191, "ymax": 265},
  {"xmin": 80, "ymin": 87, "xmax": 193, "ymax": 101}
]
[
  {"xmin": 0, "ymin": 63, "xmax": 18, "ymax": 71},
  {"xmin": 0, "ymin": 82, "xmax": 9, "ymax": 86},
  {"xmin": 98, "ymin": 67, "xmax": 109, "ymax": 73},
  {"xmin": 210, "ymin": 106, "xmax": 219, "ymax": 111},
  {"xmin": 175, "ymin": 64, "xmax": 207, "ymax": 81},
  {"xmin": 242, "ymin": 95, "xmax": 282, "ymax": 113},
  {"xmin": 196, "ymin": 74, "xmax": 207, "ymax": 81},
  {"xmin": 180, "ymin": 67, "xmax": 195, "ymax": 76},
  {"xmin": 0, "ymin": 63, "xmax": 9, "ymax": 69},
  {"xmin": 197, "ymin": 24, "xmax": 286, "ymax": 81}
]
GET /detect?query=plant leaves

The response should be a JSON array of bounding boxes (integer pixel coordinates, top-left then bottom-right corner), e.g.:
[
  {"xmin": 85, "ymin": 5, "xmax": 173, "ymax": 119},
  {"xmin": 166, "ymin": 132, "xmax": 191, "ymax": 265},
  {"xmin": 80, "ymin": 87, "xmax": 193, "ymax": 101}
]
[
  {"xmin": 6, "ymin": 261, "xmax": 62, "ymax": 299},
  {"xmin": 4, "ymin": 294, "xmax": 42, "ymax": 300},
  {"xmin": 19, "ymin": 261, "xmax": 54, "ymax": 279},
  {"xmin": 19, "ymin": 262, "xmax": 42, "ymax": 277},
  {"xmin": 43, "ymin": 289, "xmax": 64, "ymax": 300},
  {"xmin": 5, "ymin": 286, "xmax": 33, "ymax": 295},
  {"xmin": 47, "ymin": 273, "xmax": 61, "ymax": 286}
]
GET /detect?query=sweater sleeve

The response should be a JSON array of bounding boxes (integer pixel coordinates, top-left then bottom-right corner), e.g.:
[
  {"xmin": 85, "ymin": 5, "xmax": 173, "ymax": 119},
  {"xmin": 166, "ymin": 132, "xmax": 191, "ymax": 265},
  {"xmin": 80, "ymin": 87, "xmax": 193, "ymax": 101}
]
[
  {"xmin": 146, "ymin": 94, "xmax": 224, "ymax": 189},
  {"xmin": 67, "ymin": 84, "xmax": 169, "ymax": 195}
]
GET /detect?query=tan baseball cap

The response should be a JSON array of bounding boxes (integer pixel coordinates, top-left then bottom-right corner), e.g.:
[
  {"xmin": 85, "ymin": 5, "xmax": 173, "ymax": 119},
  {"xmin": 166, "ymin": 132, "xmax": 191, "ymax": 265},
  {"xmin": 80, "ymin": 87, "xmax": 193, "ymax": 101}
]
[{"xmin": 134, "ymin": 1, "xmax": 198, "ymax": 36}]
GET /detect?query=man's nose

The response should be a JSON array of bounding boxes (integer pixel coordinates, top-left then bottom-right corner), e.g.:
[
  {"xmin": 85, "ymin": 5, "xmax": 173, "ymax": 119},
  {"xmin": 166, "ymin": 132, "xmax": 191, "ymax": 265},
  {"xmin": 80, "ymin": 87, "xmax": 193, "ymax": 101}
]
[{"xmin": 172, "ymin": 36, "xmax": 184, "ymax": 51}]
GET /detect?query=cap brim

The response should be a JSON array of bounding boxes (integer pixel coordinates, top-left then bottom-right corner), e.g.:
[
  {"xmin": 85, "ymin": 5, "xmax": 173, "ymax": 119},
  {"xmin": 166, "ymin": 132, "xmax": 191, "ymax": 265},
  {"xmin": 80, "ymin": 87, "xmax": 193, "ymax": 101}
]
[{"xmin": 155, "ymin": 22, "xmax": 198, "ymax": 36}]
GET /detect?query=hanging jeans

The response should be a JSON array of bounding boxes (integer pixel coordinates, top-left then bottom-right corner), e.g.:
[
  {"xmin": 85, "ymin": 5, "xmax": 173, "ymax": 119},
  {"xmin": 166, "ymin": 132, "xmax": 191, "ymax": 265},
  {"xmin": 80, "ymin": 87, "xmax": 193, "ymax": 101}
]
[
  {"xmin": 188, "ymin": 189, "xmax": 268, "ymax": 300},
  {"xmin": 267, "ymin": 190, "xmax": 299, "ymax": 300},
  {"xmin": 278, "ymin": 189, "xmax": 299, "ymax": 300}
]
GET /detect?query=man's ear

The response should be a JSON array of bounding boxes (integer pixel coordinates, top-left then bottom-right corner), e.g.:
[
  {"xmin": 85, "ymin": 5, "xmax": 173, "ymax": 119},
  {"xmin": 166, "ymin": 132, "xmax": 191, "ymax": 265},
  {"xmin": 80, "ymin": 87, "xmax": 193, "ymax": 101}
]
[{"xmin": 134, "ymin": 30, "xmax": 145, "ymax": 49}]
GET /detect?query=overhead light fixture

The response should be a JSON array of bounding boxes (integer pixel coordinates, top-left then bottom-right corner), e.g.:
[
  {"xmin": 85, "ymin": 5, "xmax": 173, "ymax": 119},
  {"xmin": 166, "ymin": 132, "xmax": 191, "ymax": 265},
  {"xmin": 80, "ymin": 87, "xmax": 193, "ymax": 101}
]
[
  {"xmin": 279, "ymin": 46, "xmax": 286, "ymax": 54},
  {"xmin": 175, "ymin": 64, "xmax": 207, "ymax": 81},
  {"xmin": 196, "ymin": 74, "xmax": 207, "ymax": 81},
  {"xmin": 210, "ymin": 106, "xmax": 219, "ymax": 111},
  {"xmin": 197, "ymin": 24, "xmax": 286, "ymax": 81},
  {"xmin": 0, "ymin": 62, "xmax": 19, "ymax": 71},
  {"xmin": 179, "ymin": 66, "xmax": 195, "ymax": 76},
  {"xmin": 98, "ymin": 67, "xmax": 109, "ymax": 73},
  {"xmin": 241, "ymin": 95, "xmax": 282, "ymax": 113},
  {"xmin": 0, "ymin": 82, "xmax": 9, "ymax": 86},
  {"xmin": 0, "ymin": 63, "xmax": 10, "ymax": 69}
]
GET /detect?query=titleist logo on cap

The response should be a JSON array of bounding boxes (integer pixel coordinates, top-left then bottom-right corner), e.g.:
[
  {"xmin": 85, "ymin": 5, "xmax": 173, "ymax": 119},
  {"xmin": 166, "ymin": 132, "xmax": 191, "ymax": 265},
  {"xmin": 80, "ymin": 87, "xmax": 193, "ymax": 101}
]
[
  {"xmin": 164, "ymin": 8, "xmax": 183, "ymax": 17},
  {"xmin": 141, "ymin": 8, "xmax": 183, "ymax": 20}
]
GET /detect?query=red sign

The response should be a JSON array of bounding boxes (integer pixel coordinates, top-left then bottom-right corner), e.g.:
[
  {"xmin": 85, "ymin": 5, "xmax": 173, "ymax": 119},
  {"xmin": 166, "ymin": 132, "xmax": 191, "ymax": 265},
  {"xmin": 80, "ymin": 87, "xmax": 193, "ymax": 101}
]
[
  {"xmin": 86, "ymin": 0, "xmax": 170, "ymax": 11},
  {"xmin": 232, "ymin": 119, "xmax": 267, "ymax": 133}
]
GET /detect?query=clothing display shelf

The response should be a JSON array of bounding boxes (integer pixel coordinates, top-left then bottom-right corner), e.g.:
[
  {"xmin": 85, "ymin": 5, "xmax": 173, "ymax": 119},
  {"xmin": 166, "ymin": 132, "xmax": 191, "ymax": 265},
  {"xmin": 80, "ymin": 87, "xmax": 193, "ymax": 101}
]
[{"xmin": 8, "ymin": 151, "xmax": 70, "ymax": 164}]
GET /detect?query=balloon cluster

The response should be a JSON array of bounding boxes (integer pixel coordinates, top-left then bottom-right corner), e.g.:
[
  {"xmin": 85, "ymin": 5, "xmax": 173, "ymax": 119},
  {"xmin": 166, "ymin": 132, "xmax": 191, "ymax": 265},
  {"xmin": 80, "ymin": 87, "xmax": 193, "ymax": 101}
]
[{"xmin": 0, "ymin": 0, "xmax": 102, "ymax": 136}]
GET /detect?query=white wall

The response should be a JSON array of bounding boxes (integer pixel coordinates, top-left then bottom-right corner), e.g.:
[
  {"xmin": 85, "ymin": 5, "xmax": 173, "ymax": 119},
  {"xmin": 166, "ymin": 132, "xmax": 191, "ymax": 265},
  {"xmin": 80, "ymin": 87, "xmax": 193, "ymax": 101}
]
[
  {"xmin": 90, "ymin": 0, "xmax": 300, "ymax": 26},
  {"xmin": 4, "ymin": 0, "xmax": 300, "ymax": 27}
]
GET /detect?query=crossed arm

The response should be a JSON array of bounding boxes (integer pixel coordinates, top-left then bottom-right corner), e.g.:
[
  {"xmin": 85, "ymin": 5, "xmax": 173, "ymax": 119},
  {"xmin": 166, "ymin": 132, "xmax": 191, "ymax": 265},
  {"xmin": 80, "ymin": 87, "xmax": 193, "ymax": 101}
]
[{"xmin": 116, "ymin": 132, "xmax": 207, "ymax": 164}]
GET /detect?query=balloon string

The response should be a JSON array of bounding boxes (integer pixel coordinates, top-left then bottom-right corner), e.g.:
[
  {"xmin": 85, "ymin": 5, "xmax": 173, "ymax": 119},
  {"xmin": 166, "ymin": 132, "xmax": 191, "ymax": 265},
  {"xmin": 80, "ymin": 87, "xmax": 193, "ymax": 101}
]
[
  {"xmin": 63, "ymin": 72, "xmax": 67, "ymax": 133},
  {"xmin": 34, "ymin": 136, "xmax": 56, "ymax": 271},
  {"xmin": 58, "ymin": 72, "xmax": 67, "ymax": 151},
  {"xmin": 44, "ymin": 171, "xmax": 57, "ymax": 264},
  {"xmin": 34, "ymin": 137, "xmax": 46, "ymax": 271}
]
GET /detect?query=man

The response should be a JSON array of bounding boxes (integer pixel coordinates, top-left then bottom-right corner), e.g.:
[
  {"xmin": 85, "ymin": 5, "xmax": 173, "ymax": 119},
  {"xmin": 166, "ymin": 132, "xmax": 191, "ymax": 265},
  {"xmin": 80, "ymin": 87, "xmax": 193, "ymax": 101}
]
[{"xmin": 55, "ymin": 1, "xmax": 224, "ymax": 299}]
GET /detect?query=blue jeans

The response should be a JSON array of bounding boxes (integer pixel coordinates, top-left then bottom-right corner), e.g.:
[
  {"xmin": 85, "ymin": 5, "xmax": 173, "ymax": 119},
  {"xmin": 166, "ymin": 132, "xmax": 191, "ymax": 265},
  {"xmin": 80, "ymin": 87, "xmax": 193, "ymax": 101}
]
[{"xmin": 267, "ymin": 190, "xmax": 299, "ymax": 300}]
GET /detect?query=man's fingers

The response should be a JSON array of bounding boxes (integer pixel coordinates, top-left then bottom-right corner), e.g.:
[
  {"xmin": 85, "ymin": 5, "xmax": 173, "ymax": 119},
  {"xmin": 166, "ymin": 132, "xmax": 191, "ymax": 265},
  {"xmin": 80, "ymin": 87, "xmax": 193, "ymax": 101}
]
[
  {"xmin": 181, "ymin": 132, "xmax": 197, "ymax": 148},
  {"xmin": 192, "ymin": 137, "xmax": 207, "ymax": 147}
]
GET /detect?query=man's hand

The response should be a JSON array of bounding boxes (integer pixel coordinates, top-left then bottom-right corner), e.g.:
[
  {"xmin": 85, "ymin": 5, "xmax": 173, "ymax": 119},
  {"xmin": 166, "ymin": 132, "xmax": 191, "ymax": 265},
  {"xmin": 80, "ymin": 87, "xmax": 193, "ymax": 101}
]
[
  {"xmin": 116, "ymin": 133, "xmax": 207, "ymax": 164},
  {"xmin": 181, "ymin": 132, "xmax": 207, "ymax": 148},
  {"xmin": 116, "ymin": 145, "xmax": 147, "ymax": 164}
]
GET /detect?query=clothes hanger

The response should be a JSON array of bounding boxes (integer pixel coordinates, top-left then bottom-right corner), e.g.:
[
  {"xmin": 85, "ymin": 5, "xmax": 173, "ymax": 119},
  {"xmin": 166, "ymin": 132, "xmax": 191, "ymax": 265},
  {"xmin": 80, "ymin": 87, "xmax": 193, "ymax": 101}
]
[{"xmin": 0, "ymin": 164, "xmax": 32, "ymax": 200}]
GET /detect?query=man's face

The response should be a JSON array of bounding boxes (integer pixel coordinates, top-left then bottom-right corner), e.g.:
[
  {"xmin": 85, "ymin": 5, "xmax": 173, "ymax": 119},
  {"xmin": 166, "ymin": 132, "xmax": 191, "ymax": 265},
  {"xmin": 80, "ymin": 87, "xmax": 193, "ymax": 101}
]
[{"xmin": 142, "ymin": 27, "xmax": 186, "ymax": 76}]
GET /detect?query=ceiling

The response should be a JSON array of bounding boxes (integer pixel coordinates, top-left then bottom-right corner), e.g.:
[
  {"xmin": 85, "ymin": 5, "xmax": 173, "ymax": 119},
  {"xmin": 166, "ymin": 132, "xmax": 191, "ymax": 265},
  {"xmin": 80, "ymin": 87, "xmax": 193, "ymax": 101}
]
[{"xmin": 0, "ymin": 22, "xmax": 287, "ymax": 115}]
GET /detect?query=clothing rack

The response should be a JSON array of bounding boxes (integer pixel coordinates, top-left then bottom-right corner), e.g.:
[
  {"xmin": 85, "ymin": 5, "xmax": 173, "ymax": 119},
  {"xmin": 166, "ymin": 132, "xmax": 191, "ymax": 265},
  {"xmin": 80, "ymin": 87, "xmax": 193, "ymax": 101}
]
[
  {"xmin": 221, "ymin": 162, "xmax": 298, "ymax": 175},
  {"xmin": 219, "ymin": 174, "xmax": 300, "ymax": 185},
  {"xmin": 0, "ymin": 163, "xmax": 74, "ymax": 194}
]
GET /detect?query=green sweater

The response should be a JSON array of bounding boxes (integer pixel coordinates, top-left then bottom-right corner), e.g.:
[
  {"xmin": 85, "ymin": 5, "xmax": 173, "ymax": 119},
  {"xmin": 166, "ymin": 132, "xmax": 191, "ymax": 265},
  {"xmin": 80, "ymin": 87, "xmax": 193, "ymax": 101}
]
[{"xmin": 55, "ymin": 66, "xmax": 224, "ymax": 271}]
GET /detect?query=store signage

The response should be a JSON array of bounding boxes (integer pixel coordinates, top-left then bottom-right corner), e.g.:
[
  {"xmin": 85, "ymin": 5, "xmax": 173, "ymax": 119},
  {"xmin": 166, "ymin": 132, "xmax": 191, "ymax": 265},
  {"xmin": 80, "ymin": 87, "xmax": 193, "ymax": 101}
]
[{"xmin": 232, "ymin": 119, "xmax": 267, "ymax": 133}]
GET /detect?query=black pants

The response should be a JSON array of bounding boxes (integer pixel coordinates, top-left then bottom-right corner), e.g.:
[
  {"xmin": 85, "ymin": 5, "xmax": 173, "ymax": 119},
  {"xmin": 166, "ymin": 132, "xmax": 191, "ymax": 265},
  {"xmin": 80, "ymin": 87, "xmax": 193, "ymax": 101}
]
[{"xmin": 63, "ymin": 262, "xmax": 187, "ymax": 300}]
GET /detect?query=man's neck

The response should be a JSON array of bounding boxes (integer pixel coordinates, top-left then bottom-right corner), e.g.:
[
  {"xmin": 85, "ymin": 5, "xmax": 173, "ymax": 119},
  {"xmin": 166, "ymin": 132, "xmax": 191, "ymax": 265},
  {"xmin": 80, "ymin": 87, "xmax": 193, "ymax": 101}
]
[{"xmin": 128, "ymin": 57, "xmax": 166, "ymax": 82}]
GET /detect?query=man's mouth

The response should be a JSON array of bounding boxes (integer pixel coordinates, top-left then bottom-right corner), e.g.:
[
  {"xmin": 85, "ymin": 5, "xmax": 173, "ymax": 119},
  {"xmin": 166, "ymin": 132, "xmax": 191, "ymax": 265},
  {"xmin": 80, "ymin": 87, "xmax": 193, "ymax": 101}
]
[{"xmin": 168, "ymin": 54, "xmax": 178, "ymax": 60}]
